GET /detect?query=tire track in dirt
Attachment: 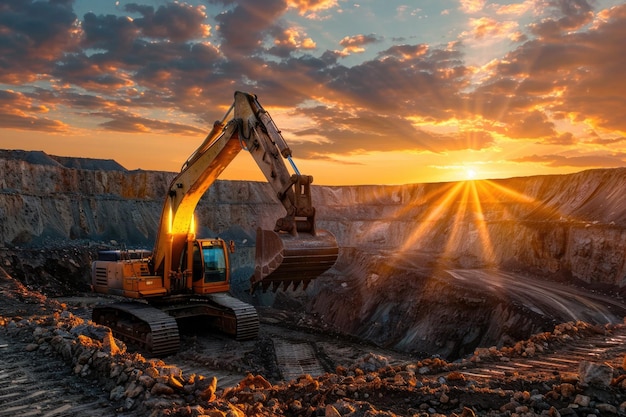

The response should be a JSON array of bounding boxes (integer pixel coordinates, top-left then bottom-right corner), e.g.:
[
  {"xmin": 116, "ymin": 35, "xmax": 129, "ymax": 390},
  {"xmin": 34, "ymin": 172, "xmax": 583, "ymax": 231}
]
[
  {"xmin": 164, "ymin": 317, "xmax": 417, "ymax": 390},
  {"xmin": 0, "ymin": 333, "xmax": 136, "ymax": 417},
  {"xmin": 272, "ymin": 339, "xmax": 325, "ymax": 381}
]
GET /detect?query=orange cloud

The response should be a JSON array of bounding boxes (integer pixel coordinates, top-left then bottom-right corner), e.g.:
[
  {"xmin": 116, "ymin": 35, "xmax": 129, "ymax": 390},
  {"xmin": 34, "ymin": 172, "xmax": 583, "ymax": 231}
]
[
  {"xmin": 495, "ymin": 1, "xmax": 535, "ymax": 16},
  {"xmin": 468, "ymin": 17, "xmax": 519, "ymax": 40},
  {"xmin": 460, "ymin": 0, "xmax": 486, "ymax": 14},
  {"xmin": 274, "ymin": 28, "xmax": 316, "ymax": 50},
  {"xmin": 513, "ymin": 153, "xmax": 626, "ymax": 168},
  {"xmin": 0, "ymin": 90, "xmax": 68, "ymax": 132},
  {"xmin": 339, "ymin": 34, "xmax": 382, "ymax": 55},
  {"xmin": 287, "ymin": 0, "xmax": 338, "ymax": 17}
]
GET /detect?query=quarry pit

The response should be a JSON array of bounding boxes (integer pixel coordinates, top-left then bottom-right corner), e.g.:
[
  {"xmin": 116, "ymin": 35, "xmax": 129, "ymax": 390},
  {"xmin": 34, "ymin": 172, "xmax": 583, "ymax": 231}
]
[{"xmin": 3, "ymin": 150, "xmax": 626, "ymax": 416}]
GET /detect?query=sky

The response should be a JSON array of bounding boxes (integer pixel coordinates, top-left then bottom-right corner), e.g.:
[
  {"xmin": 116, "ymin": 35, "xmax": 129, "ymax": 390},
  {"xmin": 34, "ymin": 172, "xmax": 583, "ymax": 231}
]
[{"xmin": 1, "ymin": 0, "xmax": 625, "ymax": 186}]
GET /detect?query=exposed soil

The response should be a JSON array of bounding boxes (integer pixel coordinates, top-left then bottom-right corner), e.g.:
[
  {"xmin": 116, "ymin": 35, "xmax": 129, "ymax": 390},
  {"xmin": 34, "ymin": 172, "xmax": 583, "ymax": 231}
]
[
  {"xmin": 4, "ymin": 247, "xmax": 626, "ymax": 417},
  {"xmin": 308, "ymin": 247, "xmax": 626, "ymax": 360}
]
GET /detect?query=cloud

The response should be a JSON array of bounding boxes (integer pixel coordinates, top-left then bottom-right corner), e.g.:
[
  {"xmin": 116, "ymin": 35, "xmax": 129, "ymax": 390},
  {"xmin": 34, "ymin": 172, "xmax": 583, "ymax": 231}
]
[
  {"xmin": 286, "ymin": 0, "xmax": 339, "ymax": 17},
  {"xmin": 467, "ymin": 17, "xmax": 519, "ymax": 40},
  {"xmin": 546, "ymin": 131, "xmax": 576, "ymax": 145},
  {"xmin": 338, "ymin": 34, "xmax": 381, "ymax": 54},
  {"xmin": 267, "ymin": 26, "xmax": 316, "ymax": 57},
  {"xmin": 513, "ymin": 153, "xmax": 626, "ymax": 168},
  {"xmin": 81, "ymin": 12, "xmax": 138, "ymax": 51},
  {"xmin": 125, "ymin": 3, "xmax": 211, "ymax": 41},
  {"xmin": 395, "ymin": 5, "xmax": 423, "ymax": 19},
  {"xmin": 214, "ymin": 0, "xmax": 287, "ymax": 57},
  {"xmin": 81, "ymin": 2, "xmax": 210, "ymax": 51},
  {"xmin": 0, "ymin": 0, "xmax": 79, "ymax": 83},
  {"xmin": 505, "ymin": 110, "xmax": 556, "ymax": 139},
  {"xmin": 0, "ymin": 90, "xmax": 68, "ymax": 132},
  {"xmin": 588, "ymin": 134, "xmax": 626, "ymax": 146},
  {"xmin": 459, "ymin": 0, "xmax": 486, "ymax": 14},
  {"xmin": 317, "ymin": 43, "xmax": 468, "ymax": 119},
  {"xmin": 377, "ymin": 44, "xmax": 429, "ymax": 60},
  {"xmin": 97, "ymin": 111, "xmax": 205, "ymax": 135},
  {"xmin": 530, "ymin": 0, "xmax": 594, "ymax": 39},
  {"xmin": 495, "ymin": 1, "xmax": 535, "ymax": 16}
]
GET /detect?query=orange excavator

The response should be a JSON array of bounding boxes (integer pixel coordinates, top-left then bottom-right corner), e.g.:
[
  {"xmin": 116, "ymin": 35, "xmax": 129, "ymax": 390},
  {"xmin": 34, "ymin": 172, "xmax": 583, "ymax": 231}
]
[{"xmin": 91, "ymin": 91, "xmax": 338, "ymax": 355}]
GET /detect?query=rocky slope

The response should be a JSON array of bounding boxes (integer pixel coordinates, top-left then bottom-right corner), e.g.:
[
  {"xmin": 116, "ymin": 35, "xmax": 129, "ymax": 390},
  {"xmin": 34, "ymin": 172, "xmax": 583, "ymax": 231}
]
[
  {"xmin": 2, "ymin": 150, "xmax": 626, "ymax": 359},
  {"xmin": 2, "ymin": 151, "xmax": 626, "ymax": 285}
]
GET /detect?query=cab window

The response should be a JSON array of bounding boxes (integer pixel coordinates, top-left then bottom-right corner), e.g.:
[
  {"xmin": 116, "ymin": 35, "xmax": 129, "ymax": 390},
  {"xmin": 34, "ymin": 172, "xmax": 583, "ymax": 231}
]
[{"xmin": 202, "ymin": 245, "xmax": 226, "ymax": 283}]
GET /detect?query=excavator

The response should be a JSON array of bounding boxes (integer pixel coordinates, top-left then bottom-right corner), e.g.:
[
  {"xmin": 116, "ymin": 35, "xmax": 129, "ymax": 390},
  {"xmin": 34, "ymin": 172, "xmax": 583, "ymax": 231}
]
[{"xmin": 91, "ymin": 91, "xmax": 339, "ymax": 355}]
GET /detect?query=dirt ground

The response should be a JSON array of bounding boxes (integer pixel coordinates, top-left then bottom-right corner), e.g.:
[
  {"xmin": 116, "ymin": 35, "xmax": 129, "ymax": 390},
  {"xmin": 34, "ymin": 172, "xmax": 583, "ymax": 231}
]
[{"xmin": 4, "ymin": 248, "xmax": 626, "ymax": 416}]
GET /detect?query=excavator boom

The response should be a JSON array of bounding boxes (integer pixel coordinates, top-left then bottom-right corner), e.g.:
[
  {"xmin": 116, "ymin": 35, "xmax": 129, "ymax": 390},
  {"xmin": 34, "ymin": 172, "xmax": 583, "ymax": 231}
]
[
  {"xmin": 91, "ymin": 91, "xmax": 338, "ymax": 355},
  {"xmin": 151, "ymin": 91, "xmax": 338, "ymax": 292}
]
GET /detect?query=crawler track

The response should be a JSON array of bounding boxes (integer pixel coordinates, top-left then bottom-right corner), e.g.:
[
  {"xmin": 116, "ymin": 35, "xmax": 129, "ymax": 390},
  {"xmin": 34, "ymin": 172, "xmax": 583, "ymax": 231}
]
[
  {"xmin": 203, "ymin": 293, "xmax": 259, "ymax": 341},
  {"xmin": 92, "ymin": 302, "xmax": 180, "ymax": 356},
  {"xmin": 92, "ymin": 294, "xmax": 259, "ymax": 356}
]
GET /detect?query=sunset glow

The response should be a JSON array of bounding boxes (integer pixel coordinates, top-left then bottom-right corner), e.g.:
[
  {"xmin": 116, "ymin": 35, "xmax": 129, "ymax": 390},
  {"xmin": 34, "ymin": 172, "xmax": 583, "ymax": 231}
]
[
  {"xmin": 389, "ymin": 175, "xmax": 562, "ymax": 269},
  {"xmin": 1, "ymin": 1, "xmax": 625, "ymax": 185}
]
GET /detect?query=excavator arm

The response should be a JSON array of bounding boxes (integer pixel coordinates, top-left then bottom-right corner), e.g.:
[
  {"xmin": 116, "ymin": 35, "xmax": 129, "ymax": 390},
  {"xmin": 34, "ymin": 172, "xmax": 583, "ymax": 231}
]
[{"xmin": 151, "ymin": 91, "xmax": 338, "ymax": 292}]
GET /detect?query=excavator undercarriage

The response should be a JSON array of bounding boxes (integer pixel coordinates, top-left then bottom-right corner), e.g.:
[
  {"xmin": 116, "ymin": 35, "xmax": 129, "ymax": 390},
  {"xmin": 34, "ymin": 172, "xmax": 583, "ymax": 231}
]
[
  {"xmin": 92, "ymin": 302, "xmax": 180, "ymax": 356},
  {"xmin": 93, "ymin": 293, "xmax": 259, "ymax": 356}
]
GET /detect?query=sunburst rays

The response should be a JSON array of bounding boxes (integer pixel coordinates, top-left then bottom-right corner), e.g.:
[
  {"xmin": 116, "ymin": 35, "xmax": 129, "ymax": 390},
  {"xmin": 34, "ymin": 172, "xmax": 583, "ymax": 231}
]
[{"xmin": 374, "ymin": 176, "xmax": 571, "ymax": 273}]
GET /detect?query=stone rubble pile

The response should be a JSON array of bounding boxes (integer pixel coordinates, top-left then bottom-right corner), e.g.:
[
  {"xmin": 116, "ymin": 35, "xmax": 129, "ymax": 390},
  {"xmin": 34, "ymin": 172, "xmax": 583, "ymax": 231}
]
[
  {"xmin": 218, "ymin": 345, "xmax": 626, "ymax": 417},
  {"xmin": 4, "ymin": 304, "xmax": 626, "ymax": 416},
  {"xmin": 3, "ymin": 267, "xmax": 626, "ymax": 416},
  {"xmin": 468, "ymin": 321, "xmax": 608, "ymax": 363},
  {"xmin": 1, "ymin": 309, "xmax": 236, "ymax": 416}
]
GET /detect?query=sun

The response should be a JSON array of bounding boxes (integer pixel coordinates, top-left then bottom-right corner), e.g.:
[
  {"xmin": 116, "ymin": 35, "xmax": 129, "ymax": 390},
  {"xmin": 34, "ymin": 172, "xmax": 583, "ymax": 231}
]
[{"xmin": 465, "ymin": 168, "xmax": 477, "ymax": 180}]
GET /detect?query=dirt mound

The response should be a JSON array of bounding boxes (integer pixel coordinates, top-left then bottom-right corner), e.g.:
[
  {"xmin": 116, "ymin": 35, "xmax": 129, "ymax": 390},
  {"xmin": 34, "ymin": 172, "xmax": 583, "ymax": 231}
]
[
  {"xmin": 0, "ymin": 149, "xmax": 62, "ymax": 167},
  {"xmin": 307, "ymin": 247, "xmax": 626, "ymax": 360},
  {"xmin": 0, "ymin": 246, "xmax": 96, "ymax": 296},
  {"xmin": 3, "ymin": 266, "xmax": 626, "ymax": 416},
  {"xmin": 50, "ymin": 155, "xmax": 128, "ymax": 171},
  {"xmin": 0, "ymin": 265, "xmax": 56, "ymax": 317},
  {"xmin": 0, "ymin": 149, "xmax": 128, "ymax": 171}
]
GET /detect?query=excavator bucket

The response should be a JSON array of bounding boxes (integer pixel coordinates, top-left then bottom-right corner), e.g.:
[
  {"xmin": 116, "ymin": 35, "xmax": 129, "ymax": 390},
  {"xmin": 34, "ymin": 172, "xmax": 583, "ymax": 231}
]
[{"xmin": 252, "ymin": 228, "xmax": 339, "ymax": 292}]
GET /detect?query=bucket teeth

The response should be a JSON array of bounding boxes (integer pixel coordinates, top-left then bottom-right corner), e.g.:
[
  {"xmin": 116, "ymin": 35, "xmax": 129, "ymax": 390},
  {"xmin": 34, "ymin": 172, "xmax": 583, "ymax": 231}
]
[{"xmin": 252, "ymin": 228, "xmax": 338, "ymax": 293}]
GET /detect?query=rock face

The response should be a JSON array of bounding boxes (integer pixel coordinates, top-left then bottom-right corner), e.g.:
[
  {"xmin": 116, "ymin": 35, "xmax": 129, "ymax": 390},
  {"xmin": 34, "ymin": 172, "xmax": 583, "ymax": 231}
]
[
  {"xmin": 3, "ymin": 151, "xmax": 626, "ymax": 285},
  {"xmin": 2, "ymin": 150, "xmax": 626, "ymax": 357},
  {"xmin": 316, "ymin": 171, "xmax": 626, "ymax": 286}
]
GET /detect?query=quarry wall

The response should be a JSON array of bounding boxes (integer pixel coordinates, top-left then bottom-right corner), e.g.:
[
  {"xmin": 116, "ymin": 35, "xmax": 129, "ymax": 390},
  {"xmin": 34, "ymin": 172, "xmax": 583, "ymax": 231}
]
[{"xmin": 1, "ymin": 151, "xmax": 626, "ymax": 288}]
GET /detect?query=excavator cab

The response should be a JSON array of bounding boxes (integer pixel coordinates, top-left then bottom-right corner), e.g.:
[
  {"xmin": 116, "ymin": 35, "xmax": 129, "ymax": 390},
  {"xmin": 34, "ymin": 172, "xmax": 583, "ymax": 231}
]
[
  {"xmin": 197, "ymin": 241, "xmax": 228, "ymax": 283},
  {"xmin": 180, "ymin": 238, "xmax": 231, "ymax": 294}
]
